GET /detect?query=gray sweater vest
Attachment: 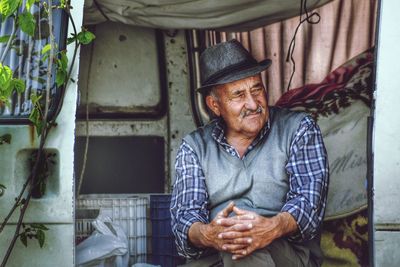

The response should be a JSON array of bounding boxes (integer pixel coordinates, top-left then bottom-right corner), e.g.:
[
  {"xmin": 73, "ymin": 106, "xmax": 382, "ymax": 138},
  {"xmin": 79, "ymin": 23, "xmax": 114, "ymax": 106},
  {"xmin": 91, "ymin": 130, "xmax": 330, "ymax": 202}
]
[{"xmin": 184, "ymin": 107, "xmax": 307, "ymax": 219}]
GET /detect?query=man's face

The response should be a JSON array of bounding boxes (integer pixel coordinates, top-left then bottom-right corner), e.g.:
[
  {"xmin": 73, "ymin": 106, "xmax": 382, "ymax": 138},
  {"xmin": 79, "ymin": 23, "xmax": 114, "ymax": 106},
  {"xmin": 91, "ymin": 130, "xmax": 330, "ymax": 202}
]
[{"xmin": 206, "ymin": 74, "xmax": 269, "ymax": 139}]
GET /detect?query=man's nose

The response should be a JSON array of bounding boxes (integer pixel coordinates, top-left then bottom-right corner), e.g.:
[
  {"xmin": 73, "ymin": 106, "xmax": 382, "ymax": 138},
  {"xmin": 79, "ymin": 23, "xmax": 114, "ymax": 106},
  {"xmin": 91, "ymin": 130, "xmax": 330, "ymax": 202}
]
[{"xmin": 244, "ymin": 93, "xmax": 258, "ymax": 110}]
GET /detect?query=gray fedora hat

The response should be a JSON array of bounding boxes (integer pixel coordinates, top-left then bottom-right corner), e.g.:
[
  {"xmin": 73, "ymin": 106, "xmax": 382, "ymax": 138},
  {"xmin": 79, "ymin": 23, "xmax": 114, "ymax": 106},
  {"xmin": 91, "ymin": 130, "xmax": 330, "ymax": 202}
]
[{"xmin": 197, "ymin": 39, "xmax": 271, "ymax": 94}]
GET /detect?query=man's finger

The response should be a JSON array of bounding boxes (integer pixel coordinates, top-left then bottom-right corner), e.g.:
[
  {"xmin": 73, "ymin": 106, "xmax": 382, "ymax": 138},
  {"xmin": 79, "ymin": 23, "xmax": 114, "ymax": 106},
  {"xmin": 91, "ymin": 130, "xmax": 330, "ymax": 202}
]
[
  {"xmin": 218, "ymin": 231, "xmax": 245, "ymax": 239},
  {"xmin": 234, "ymin": 214, "xmax": 255, "ymax": 220},
  {"xmin": 231, "ymin": 245, "xmax": 258, "ymax": 260},
  {"xmin": 227, "ymin": 222, "xmax": 253, "ymax": 232},
  {"xmin": 232, "ymin": 223, "xmax": 253, "ymax": 231},
  {"xmin": 233, "ymin": 206, "xmax": 252, "ymax": 216},
  {"xmin": 232, "ymin": 237, "xmax": 253, "ymax": 245},
  {"xmin": 231, "ymin": 249, "xmax": 249, "ymax": 260},
  {"xmin": 216, "ymin": 217, "xmax": 237, "ymax": 226},
  {"xmin": 216, "ymin": 216, "xmax": 252, "ymax": 227},
  {"xmin": 221, "ymin": 243, "xmax": 248, "ymax": 252},
  {"xmin": 217, "ymin": 201, "xmax": 235, "ymax": 218}
]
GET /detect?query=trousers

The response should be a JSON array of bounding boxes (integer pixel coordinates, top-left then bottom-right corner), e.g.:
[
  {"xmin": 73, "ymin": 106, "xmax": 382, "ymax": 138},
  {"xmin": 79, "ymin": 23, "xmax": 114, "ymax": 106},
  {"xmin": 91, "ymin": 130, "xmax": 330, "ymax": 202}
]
[{"xmin": 180, "ymin": 239, "xmax": 320, "ymax": 267}]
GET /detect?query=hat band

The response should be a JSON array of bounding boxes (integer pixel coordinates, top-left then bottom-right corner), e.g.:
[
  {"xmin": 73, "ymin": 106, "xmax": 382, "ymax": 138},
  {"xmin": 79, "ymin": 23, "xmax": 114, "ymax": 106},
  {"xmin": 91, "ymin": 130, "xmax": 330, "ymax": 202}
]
[{"xmin": 203, "ymin": 58, "xmax": 257, "ymax": 86}]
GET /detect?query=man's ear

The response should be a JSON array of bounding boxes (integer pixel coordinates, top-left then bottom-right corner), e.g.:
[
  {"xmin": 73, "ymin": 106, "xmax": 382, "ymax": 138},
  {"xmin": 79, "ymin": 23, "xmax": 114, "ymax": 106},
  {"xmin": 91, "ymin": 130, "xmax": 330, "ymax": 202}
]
[{"xmin": 205, "ymin": 95, "xmax": 221, "ymax": 117}]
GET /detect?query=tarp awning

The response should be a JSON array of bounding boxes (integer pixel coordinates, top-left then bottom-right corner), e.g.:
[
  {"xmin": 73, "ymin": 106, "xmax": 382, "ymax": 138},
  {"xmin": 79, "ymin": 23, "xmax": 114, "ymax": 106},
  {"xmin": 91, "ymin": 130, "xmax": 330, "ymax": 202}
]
[{"xmin": 84, "ymin": 0, "xmax": 334, "ymax": 30}]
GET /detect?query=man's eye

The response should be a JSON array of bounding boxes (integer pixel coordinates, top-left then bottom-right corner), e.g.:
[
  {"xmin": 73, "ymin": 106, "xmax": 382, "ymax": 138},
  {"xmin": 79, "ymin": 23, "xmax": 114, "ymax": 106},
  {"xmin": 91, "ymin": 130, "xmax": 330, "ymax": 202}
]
[
  {"xmin": 251, "ymin": 88, "xmax": 263, "ymax": 95},
  {"xmin": 232, "ymin": 93, "xmax": 244, "ymax": 99}
]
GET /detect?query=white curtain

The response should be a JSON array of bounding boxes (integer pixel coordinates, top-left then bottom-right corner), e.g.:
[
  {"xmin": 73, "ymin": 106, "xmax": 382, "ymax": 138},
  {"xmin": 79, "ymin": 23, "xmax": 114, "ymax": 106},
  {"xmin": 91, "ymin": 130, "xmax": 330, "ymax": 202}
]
[{"xmin": 84, "ymin": 0, "xmax": 333, "ymax": 30}]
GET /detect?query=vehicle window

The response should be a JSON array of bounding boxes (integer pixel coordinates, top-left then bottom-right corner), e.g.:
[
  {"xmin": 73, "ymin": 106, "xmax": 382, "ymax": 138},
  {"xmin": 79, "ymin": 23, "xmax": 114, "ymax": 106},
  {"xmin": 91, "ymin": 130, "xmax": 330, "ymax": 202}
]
[{"xmin": 0, "ymin": 5, "xmax": 67, "ymax": 122}]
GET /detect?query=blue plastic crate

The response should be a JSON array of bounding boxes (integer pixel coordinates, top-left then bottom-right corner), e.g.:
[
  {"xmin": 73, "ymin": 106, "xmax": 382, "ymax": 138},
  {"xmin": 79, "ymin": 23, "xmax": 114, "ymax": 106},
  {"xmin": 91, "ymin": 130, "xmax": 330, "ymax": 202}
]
[{"xmin": 150, "ymin": 194, "xmax": 186, "ymax": 267}]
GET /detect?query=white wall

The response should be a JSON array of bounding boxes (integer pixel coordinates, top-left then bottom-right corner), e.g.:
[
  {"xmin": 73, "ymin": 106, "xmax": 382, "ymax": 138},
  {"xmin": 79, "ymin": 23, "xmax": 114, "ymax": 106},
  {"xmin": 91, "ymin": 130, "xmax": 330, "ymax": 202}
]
[{"xmin": 373, "ymin": 0, "xmax": 400, "ymax": 266}]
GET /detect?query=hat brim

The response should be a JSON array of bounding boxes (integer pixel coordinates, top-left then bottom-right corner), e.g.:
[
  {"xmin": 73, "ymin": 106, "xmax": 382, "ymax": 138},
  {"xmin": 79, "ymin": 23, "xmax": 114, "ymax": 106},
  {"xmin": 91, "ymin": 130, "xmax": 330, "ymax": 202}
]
[{"xmin": 196, "ymin": 58, "xmax": 272, "ymax": 94}]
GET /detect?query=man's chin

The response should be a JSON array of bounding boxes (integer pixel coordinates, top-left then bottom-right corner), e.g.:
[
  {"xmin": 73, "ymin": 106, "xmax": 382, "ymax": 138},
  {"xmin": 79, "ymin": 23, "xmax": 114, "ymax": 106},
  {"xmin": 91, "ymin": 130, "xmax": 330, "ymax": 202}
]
[{"xmin": 243, "ymin": 121, "xmax": 265, "ymax": 134}]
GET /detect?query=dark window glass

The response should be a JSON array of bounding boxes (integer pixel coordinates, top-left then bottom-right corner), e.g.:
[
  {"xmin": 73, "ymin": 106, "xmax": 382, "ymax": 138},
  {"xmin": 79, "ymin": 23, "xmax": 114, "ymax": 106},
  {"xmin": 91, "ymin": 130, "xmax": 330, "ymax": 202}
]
[{"xmin": 75, "ymin": 136, "xmax": 165, "ymax": 194}]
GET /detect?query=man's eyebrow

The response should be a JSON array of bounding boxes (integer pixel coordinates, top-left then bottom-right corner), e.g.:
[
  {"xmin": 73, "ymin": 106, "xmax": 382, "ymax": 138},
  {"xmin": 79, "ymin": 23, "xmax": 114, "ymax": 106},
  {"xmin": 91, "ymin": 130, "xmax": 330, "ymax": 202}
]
[
  {"xmin": 251, "ymin": 82, "xmax": 262, "ymax": 88},
  {"xmin": 231, "ymin": 88, "xmax": 245, "ymax": 94}
]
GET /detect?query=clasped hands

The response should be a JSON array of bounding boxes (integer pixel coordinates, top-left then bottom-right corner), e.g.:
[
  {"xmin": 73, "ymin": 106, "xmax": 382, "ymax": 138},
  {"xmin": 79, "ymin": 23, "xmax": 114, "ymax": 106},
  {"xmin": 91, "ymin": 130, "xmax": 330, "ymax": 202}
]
[{"xmin": 194, "ymin": 202, "xmax": 287, "ymax": 260}]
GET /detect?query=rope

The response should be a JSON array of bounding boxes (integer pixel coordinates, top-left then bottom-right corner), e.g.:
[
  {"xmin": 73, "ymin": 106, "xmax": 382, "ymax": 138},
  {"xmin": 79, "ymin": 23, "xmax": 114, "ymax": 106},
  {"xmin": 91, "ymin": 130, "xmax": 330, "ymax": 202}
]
[
  {"xmin": 286, "ymin": 0, "xmax": 321, "ymax": 91},
  {"xmin": 76, "ymin": 27, "xmax": 97, "ymax": 195}
]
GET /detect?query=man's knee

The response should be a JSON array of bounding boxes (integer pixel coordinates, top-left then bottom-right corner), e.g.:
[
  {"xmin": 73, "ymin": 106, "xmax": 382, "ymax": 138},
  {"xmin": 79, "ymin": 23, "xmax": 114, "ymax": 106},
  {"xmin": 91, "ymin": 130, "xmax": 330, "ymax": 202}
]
[
  {"xmin": 221, "ymin": 239, "xmax": 318, "ymax": 267},
  {"xmin": 221, "ymin": 250, "xmax": 276, "ymax": 267},
  {"xmin": 179, "ymin": 239, "xmax": 319, "ymax": 267},
  {"xmin": 266, "ymin": 239, "xmax": 319, "ymax": 267}
]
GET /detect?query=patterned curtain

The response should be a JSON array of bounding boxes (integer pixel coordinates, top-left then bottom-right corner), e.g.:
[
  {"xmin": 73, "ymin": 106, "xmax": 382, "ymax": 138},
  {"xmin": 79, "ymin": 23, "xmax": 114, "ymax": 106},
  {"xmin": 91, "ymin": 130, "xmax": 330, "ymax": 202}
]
[{"xmin": 206, "ymin": 0, "xmax": 377, "ymax": 105}]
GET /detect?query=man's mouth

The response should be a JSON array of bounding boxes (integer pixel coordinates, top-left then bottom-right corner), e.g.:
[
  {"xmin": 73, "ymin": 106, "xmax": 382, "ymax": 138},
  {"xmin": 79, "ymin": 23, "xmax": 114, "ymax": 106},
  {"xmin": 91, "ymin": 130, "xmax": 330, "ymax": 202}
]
[{"xmin": 242, "ymin": 106, "xmax": 263, "ymax": 118}]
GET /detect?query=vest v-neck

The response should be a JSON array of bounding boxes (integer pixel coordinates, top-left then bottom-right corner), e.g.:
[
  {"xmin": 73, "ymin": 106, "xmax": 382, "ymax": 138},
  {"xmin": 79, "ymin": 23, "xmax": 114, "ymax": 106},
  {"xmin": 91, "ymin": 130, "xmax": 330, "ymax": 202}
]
[{"xmin": 211, "ymin": 118, "xmax": 271, "ymax": 159}]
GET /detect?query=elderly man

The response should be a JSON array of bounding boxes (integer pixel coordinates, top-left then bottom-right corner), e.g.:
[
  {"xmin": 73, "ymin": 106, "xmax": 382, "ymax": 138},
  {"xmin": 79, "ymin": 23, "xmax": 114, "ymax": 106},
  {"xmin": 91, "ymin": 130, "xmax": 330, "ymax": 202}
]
[{"xmin": 170, "ymin": 39, "xmax": 329, "ymax": 266}]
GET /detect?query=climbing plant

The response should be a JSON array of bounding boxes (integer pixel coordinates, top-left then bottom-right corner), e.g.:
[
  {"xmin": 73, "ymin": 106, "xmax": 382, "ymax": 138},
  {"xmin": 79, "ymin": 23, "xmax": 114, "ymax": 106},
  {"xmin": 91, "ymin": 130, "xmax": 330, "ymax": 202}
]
[{"xmin": 0, "ymin": 0, "xmax": 94, "ymax": 266}]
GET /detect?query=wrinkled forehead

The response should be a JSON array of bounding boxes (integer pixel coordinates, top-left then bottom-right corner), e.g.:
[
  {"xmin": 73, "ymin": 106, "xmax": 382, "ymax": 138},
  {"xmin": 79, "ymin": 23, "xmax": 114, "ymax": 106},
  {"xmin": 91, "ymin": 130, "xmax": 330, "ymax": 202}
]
[{"xmin": 215, "ymin": 74, "xmax": 264, "ymax": 93}]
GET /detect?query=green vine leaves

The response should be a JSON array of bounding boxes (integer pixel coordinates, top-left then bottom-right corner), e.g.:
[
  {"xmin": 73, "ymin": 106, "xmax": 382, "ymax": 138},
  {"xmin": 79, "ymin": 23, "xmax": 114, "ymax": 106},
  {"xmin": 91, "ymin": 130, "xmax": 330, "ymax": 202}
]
[
  {"xmin": 0, "ymin": 0, "xmax": 21, "ymax": 19},
  {"xmin": 18, "ymin": 9, "xmax": 36, "ymax": 36},
  {"xmin": 0, "ymin": 0, "xmax": 36, "ymax": 109},
  {"xmin": 29, "ymin": 93, "xmax": 43, "ymax": 136},
  {"xmin": 20, "ymin": 223, "xmax": 49, "ymax": 248},
  {"xmin": 68, "ymin": 29, "xmax": 96, "ymax": 46},
  {"xmin": 0, "ymin": 63, "xmax": 25, "ymax": 107},
  {"xmin": 1, "ymin": 0, "xmax": 96, "ymax": 136},
  {"xmin": 0, "ymin": 0, "xmax": 95, "ymax": 258}
]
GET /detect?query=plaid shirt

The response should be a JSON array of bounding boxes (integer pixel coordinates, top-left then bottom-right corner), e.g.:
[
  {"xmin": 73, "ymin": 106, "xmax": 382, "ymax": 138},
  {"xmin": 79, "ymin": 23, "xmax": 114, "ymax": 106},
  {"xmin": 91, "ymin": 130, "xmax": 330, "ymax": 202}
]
[{"xmin": 170, "ymin": 115, "xmax": 329, "ymax": 259}]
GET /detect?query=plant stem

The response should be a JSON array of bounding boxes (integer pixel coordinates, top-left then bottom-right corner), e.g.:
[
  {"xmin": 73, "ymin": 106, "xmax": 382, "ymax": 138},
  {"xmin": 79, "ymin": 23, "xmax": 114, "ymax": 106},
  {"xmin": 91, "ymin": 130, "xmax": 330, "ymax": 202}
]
[
  {"xmin": 44, "ymin": 0, "xmax": 54, "ymax": 120},
  {"xmin": 77, "ymin": 46, "xmax": 90, "ymax": 195},
  {"xmin": 0, "ymin": 14, "xmax": 17, "ymax": 64},
  {"xmin": 51, "ymin": 7, "xmax": 79, "ymax": 121},
  {"xmin": 1, "ymin": 1, "xmax": 55, "ymax": 264},
  {"xmin": 0, "ymin": 131, "xmax": 49, "ymax": 233},
  {"xmin": 0, "ymin": 192, "xmax": 32, "ymax": 267}
]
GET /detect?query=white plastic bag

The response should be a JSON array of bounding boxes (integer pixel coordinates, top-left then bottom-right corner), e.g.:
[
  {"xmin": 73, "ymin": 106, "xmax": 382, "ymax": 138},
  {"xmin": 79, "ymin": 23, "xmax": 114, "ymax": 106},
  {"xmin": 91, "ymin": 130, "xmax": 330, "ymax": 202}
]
[{"xmin": 76, "ymin": 215, "xmax": 129, "ymax": 267}]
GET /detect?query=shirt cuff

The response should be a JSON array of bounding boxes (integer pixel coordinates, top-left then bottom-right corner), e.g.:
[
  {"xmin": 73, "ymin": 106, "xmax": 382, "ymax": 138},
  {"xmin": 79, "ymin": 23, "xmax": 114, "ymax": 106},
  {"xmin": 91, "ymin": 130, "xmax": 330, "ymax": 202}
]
[
  {"xmin": 176, "ymin": 212, "xmax": 209, "ymax": 259},
  {"xmin": 281, "ymin": 201, "xmax": 310, "ymax": 242}
]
